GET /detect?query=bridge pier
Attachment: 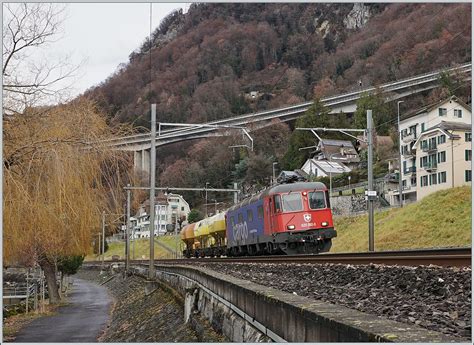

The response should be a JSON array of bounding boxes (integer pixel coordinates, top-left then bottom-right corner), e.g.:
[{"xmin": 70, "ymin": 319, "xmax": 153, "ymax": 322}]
[{"xmin": 133, "ymin": 149, "xmax": 151, "ymax": 175}]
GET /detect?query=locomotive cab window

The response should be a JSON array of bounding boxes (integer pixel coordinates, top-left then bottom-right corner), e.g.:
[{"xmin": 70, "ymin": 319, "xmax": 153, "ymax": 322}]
[
  {"xmin": 282, "ymin": 193, "xmax": 303, "ymax": 212},
  {"xmin": 274, "ymin": 195, "xmax": 282, "ymax": 212},
  {"xmin": 230, "ymin": 216, "xmax": 235, "ymax": 226},
  {"xmin": 238, "ymin": 213, "xmax": 244, "ymax": 224},
  {"xmin": 309, "ymin": 191, "xmax": 326, "ymax": 209}
]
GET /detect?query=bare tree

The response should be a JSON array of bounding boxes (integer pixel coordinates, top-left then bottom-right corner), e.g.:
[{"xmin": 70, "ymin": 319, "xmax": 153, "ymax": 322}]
[{"xmin": 2, "ymin": 3, "xmax": 79, "ymax": 114}]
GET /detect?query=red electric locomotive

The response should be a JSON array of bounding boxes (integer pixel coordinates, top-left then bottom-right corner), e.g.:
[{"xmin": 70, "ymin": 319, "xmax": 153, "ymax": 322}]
[{"xmin": 225, "ymin": 181, "xmax": 336, "ymax": 255}]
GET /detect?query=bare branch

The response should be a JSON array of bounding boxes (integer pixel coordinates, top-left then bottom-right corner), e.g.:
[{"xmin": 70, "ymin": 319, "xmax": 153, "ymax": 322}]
[{"xmin": 2, "ymin": 3, "xmax": 75, "ymax": 113}]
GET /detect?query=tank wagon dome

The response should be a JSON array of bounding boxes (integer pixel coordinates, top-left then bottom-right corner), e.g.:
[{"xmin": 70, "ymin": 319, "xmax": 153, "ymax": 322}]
[{"xmin": 228, "ymin": 181, "xmax": 327, "ymax": 212}]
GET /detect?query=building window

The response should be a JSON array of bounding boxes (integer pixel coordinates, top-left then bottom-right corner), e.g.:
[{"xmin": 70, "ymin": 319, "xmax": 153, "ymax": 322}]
[
  {"xmin": 421, "ymin": 139, "xmax": 427, "ymax": 150},
  {"xmin": 438, "ymin": 108, "xmax": 447, "ymax": 116},
  {"xmin": 421, "ymin": 175, "xmax": 428, "ymax": 187},
  {"xmin": 438, "ymin": 134, "xmax": 446, "ymax": 144},
  {"xmin": 402, "ymin": 180, "xmax": 407, "ymax": 187},
  {"xmin": 402, "ymin": 161, "xmax": 407, "ymax": 173},
  {"xmin": 181, "ymin": 206, "xmax": 184, "ymax": 211},
  {"xmin": 465, "ymin": 133, "xmax": 472, "ymax": 142},
  {"xmin": 437, "ymin": 151, "xmax": 446, "ymax": 163},
  {"xmin": 438, "ymin": 171, "xmax": 447, "ymax": 183},
  {"xmin": 421, "ymin": 123, "xmax": 425, "ymax": 132},
  {"xmin": 429, "ymin": 173, "xmax": 437, "ymax": 185},
  {"xmin": 420, "ymin": 156, "xmax": 428, "ymax": 168},
  {"xmin": 465, "ymin": 150, "xmax": 472, "ymax": 161},
  {"xmin": 454, "ymin": 109, "xmax": 463, "ymax": 118},
  {"xmin": 465, "ymin": 170, "xmax": 472, "ymax": 182}
]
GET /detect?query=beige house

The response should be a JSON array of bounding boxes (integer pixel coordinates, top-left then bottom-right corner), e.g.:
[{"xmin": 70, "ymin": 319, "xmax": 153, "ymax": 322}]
[
  {"xmin": 413, "ymin": 121, "xmax": 471, "ymax": 200},
  {"xmin": 388, "ymin": 95, "xmax": 471, "ymax": 205}
]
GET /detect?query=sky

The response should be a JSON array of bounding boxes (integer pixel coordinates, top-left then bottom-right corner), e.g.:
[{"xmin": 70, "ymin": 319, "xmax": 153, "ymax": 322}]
[{"xmin": 43, "ymin": 3, "xmax": 188, "ymax": 98}]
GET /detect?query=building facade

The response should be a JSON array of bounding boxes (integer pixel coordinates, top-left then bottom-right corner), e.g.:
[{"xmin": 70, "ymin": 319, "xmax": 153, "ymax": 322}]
[
  {"xmin": 388, "ymin": 96, "xmax": 471, "ymax": 205},
  {"xmin": 132, "ymin": 193, "xmax": 190, "ymax": 239},
  {"xmin": 413, "ymin": 121, "xmax": 471, "ymax": 200}
]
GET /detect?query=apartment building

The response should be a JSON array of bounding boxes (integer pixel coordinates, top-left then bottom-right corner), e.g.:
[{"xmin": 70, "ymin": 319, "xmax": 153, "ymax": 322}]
[
  {"xmin": 132, "ymin": 192, "xmax": 191, "ymax": 239},
  {"xmin": 388, "ymin": 95, "xmax": 471, "ymax": 205},
  {"xmin": 414, "ymin": 121, "xmax": 471, "ymax": 200}
]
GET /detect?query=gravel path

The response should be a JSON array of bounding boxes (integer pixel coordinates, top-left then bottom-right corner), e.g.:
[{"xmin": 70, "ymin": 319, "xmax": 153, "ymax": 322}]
[{"xmin": 198, "ymin": 262, "xmax": 471, "ymax": 339}]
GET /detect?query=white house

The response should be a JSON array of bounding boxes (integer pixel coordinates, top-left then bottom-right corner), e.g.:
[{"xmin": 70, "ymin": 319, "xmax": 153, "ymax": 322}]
[
  {"xmin": 301, "ymin": 158, "xmax": 351, "ymax": 178},
  {"xmin": 131, "ymin": 192, "xmax": 191, "ymax": 239},
  {"xmin": 387, "ymin": 95, "xmax": 471, "ymax": 205}
]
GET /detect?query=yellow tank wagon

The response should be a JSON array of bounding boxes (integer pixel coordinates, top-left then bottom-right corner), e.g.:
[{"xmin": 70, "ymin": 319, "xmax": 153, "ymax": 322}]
[
  {"xmin": 208, "ymin": 212, "xmax": 227, "ymax": 256},
  {"xmin": 193, "ymin": 218, "xmax": 215, "ymax": 257},
  {"xmin": 180, "ymin": 223, "xmax": 196, "ymax": 258}
]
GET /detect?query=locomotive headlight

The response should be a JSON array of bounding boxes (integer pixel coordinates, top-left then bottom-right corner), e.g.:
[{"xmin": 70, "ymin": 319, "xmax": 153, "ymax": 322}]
[
  {"xmin": 321, "ymin": 221, "xmax": 328, "ymax": 227},
  {"xmin": 287, "ymin": 225, "xmax": 295, "ymax": 230}
]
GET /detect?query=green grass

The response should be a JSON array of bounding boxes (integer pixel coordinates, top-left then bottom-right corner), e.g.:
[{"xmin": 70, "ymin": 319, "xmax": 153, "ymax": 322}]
[
  {"xmin": 87, "ymin": 187, "xmax": 471, "ymax": 259},
  {"xmin": 331, "ymin": 186, "xmax": 472, "ymax": 252},
  {"xmin": 85, "ymin": 235, "xmax": 184, "ymax": 261}
]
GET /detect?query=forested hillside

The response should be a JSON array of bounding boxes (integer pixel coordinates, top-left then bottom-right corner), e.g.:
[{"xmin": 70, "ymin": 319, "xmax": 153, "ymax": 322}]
[{"xmin": 82, "ymin": 3, "xmax": 471, "ymax": 208}]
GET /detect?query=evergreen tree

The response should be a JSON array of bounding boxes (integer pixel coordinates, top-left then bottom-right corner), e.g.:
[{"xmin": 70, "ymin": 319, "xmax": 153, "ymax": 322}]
[
  {"xmin": 353, "ymin": 91, "xmax": 391, "ymax": 135},
  {"xmin": 282, "ymin": 99, "xmax": 331, "ymax": 170},
  {"xmin": 188, "ymin": 209, "xmax": 204, "ymax": 223}
]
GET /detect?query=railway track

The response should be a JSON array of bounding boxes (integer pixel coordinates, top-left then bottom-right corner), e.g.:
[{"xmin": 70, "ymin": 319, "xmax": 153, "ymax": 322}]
[{"xmin": 90, "ymin": 247, "xmax": 471, "ymax": 268}]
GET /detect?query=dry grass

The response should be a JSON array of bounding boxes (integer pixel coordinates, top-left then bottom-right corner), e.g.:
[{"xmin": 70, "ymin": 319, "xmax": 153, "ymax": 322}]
[
  {"xmin": 85, "ymin": 235, "xmax": 183, "ymax": 261},
  {"xmin": 331, "ymin": 186, "xmax": 471, "ymax": 252}
]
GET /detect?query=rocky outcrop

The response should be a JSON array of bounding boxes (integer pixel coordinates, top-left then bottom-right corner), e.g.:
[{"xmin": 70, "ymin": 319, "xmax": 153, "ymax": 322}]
[{"xmin": 344, "ymin": 3, "xmax": 371, "ymax": 29}]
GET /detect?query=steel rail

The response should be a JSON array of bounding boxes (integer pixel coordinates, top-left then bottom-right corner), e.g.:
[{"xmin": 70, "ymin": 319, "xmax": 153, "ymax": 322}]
[{"xmin": 89, "ymin": 247, "xmax": 471, "ymax": 268}]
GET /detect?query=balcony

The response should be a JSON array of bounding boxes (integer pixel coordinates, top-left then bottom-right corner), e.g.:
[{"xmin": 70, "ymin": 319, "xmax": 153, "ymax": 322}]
[
  {"xmin": 404, "ymin": 166, "xmax": 417, "ymax": 175},
  {"xmin": 423, "ymin": 162, "xmax": 437, "ymax": 172},
  {"xmin": 402, "ymin": 149, "xmax": 414, "ymax": 158},
  {"xmin": 402, "ymin": 132, "xmax": 416, "ymax": 143}
]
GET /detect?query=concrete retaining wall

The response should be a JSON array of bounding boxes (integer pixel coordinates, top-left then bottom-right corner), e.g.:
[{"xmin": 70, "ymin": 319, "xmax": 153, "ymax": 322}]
[{"xmin": 128, "ymin": 264, "xmax": 460, "ymax": 343}]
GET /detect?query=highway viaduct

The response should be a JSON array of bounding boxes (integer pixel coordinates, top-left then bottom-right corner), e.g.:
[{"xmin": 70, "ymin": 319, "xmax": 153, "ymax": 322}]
[{"xmin": 97, "ymin": 63, "xmax": 471, "ymax": 173}]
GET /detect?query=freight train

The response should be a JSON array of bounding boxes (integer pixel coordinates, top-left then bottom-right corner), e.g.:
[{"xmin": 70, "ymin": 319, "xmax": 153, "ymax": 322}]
[{"xmin": 180, "ymin": 182, "xmax": 336, "ymax": 257}]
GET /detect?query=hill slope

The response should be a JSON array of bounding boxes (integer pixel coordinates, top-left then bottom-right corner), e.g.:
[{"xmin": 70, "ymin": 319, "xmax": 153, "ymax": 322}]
[
  {"xmin": 85, "ymin": 3, "xmax": 471, "ymax": 127},
  {"xmin": 332, "ymin": 186, "xmax": 471, "ymax": 252}
]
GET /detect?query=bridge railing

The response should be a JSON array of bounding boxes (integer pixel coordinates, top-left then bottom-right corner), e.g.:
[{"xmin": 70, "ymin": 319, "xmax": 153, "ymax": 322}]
[{"xmin": 104, "ymin": 63, "xmax": 471, "ymax": 147}]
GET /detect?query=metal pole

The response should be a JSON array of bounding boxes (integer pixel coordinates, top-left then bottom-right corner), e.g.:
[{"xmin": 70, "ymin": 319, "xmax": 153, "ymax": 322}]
[
  {"xmin": 126, "ymin": 184, "xmax": 131, "ymax": 274},
  {"xmin": 367, "ymin": 110, "xmax": 375, "ymax": 252},
  {"xmin": 272, "ymin": 162, "xmax": 277, "ymax": 184},
  {"xmin": 132, "ymin": 227, "xmax": 135, "ymax": 260},
  {"xmin": 329, "ymin": 170, "xmax": 332, "ymax": 198},
  {"xmin": 397, "ymin": 101, "xmax": 404, "ymax": 207},
  {"xmin": 101, "ymin": 211, "xmax": 105, "ymax": 268},
  {"xmin": 174, "ymin": 214, "xmax": 178, "ymax": 259},
  {"xmin": 233, "ymin": 182, "xmax": 238, "ymax": 204},
  {"xmin": 26, "ymin": 271, "xmax": 29, "ymax": 314},
  {"xmin": 34, "ymin": 284, "xmax": 38, "ymax": 312},
  {"xmin": 205, "ymin": 182, "xmax": 209, "ymax": 217},
  {"xmin": 149, "ymin": 104, "xmax": 156, "ymax": 279},
  {"xmin": 41, "ymin": 271, "xmax": 45, "ymax": 313}
]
